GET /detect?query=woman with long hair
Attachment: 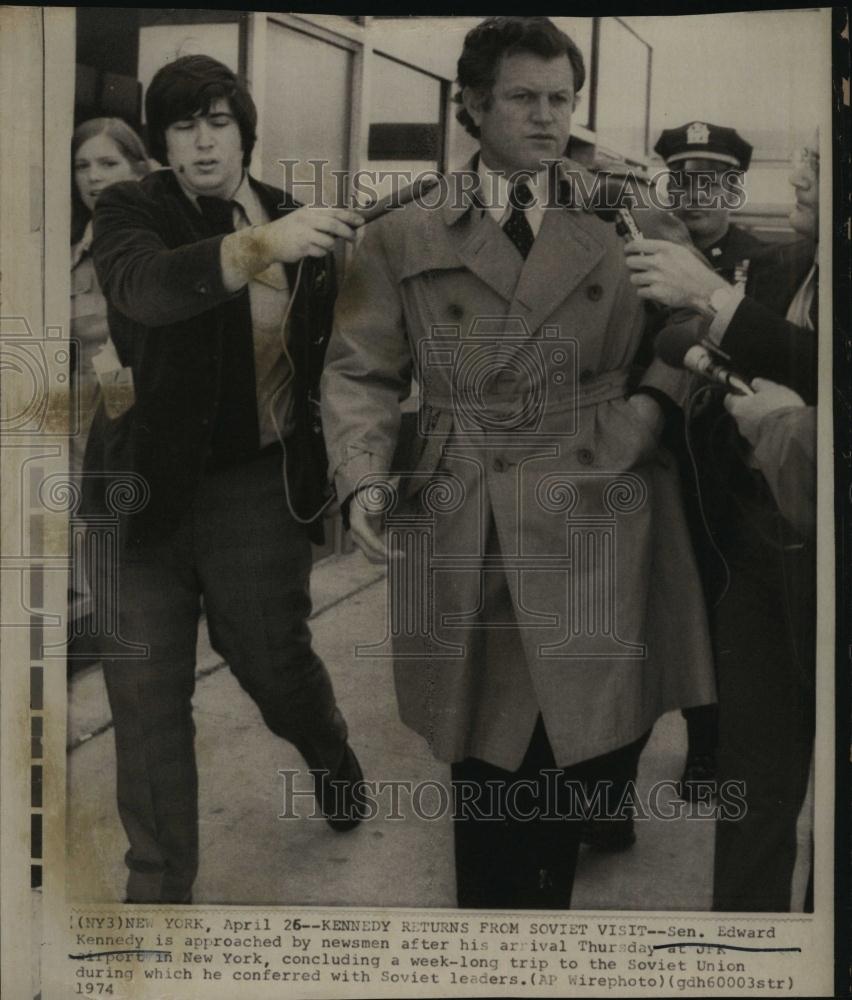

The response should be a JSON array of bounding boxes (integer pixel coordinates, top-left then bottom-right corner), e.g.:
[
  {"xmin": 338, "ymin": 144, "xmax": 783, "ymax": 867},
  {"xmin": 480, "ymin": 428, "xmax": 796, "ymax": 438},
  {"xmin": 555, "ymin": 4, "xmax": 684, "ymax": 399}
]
[{"xmin": 70, "ymin": 118, "xmax": 149, "ymax": 621}]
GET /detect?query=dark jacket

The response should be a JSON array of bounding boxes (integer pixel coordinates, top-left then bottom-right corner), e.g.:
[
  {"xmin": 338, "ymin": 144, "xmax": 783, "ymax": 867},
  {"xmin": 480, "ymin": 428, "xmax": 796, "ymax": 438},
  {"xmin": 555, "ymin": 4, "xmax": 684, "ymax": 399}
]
[
  {"xmin": 702, "ymin": 222, "xmax": 767, "ymax": 284},
  {"xmin": 84, "ymin": 169, "xmax": 336, "ymax": 547},
  {"xmin": 718, "ymin": 237, "xmax": 817, "ymax": 402},
  {"xmin": 679, "ymin": 236, "xmax": 817, "ymax": 595}
]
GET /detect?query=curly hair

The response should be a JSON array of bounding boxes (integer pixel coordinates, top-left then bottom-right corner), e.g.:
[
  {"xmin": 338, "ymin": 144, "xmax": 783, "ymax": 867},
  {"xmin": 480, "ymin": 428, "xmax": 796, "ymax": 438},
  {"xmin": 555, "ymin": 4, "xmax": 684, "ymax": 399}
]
[
  {"xmin": 145, "ymin": 54, "xmax": 257, "ymax": 169},
  {"xmin": 454, "ymin": 17, "xmax": 585, "ymax": 139}
]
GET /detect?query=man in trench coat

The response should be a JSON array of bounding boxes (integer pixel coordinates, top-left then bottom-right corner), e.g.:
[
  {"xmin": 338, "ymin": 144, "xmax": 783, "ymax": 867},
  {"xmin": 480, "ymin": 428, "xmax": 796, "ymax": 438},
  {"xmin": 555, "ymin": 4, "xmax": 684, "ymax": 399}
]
[{"xmin": 322, "ymin": 16, "xmax": 715, "ymax": 908}]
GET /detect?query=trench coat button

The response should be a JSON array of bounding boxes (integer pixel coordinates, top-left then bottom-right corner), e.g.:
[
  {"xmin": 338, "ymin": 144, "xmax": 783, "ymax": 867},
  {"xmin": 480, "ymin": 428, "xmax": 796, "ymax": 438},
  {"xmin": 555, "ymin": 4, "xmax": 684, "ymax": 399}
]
[
  {"xmin": 577, "ymin": 447, "xmax": 594, "ymax": 465},
  {"xmin": 492, "ymin": 457, "xmax": 506, "ymax": 472},
  {"xmin": 195, "ymin": 281, "xmax": 210, "ymax": 295},
  {"xmin": 586, "ymin": 283, "xmax": 604, "ymax": 301},
  {"xmin": 578, "ymin": 368, "xmax": 594, "ymax": 384}
]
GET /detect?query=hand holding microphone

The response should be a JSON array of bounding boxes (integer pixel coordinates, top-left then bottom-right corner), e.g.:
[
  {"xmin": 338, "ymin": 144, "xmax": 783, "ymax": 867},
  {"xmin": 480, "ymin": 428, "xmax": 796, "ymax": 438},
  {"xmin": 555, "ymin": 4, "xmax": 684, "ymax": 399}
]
[
  {"xmin": 625, "ymin": 238, "xmax": 729, "ymax": 311},
  {"xmin": 221, "ymin": 205, "xmax": 364, "ymax": 292},
  {"xmin": 252, "ymin": 170, "xmax": 446, "ymax": 266},
  {"xmin": 656, "ymin": 324, "xmax": 754, "ymax": 396},
  {"xmin": 723, "ymin": 378, "xmax": 806, "ymax": 447},
  {"xmin": 263, "ymin": 206, "xmax": 365, "ymax": 262}
]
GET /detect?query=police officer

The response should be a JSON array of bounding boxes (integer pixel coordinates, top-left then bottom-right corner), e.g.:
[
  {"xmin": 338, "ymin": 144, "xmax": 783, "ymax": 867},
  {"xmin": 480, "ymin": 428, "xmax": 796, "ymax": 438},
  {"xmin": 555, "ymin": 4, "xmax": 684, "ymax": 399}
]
[
  {"xmin": 650, "ymin": 122, "xmax": 766, "ymax": 798},
  {"xmin": 655, "ymin": 120, "xmax": 765, "ymax": 286},
  {"xmin": 624, "ymin": 141, "xmax": 819, "ymax": 911}
]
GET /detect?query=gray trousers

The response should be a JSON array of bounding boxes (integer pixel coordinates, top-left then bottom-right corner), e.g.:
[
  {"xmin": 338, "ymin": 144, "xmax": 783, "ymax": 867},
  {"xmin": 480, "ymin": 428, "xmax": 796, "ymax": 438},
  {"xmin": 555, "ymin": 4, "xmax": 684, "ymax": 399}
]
[{"xmin": 99, "ymin": 449, "xmax": 348, "ymax": 902}]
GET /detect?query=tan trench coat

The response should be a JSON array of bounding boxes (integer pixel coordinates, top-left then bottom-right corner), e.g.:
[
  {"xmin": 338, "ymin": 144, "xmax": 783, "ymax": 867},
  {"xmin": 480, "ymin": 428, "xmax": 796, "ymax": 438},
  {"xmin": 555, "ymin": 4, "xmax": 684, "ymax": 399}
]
[{"xmin": 322, "ymin": 161, "xmax": 715, "ymax": 770}]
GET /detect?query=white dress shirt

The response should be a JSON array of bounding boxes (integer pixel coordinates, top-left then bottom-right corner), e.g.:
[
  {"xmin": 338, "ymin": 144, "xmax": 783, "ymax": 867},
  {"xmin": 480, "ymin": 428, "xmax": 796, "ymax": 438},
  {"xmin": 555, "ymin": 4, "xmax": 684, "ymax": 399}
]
[
  {"xmin": 230, "ymin": 173, "xmax": 295, "ymax": 445},
  {"xmin": 476, "ymin": 157, "xmax": 548, "ymax": 238}
]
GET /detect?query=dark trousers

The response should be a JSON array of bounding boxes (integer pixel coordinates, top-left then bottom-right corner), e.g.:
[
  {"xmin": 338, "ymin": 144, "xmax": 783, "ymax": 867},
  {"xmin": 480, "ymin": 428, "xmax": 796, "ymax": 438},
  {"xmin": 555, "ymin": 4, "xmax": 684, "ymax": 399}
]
[
  {"xmin": 579, "ymin": 728, "xmax": 652, "ymax": 821},
  {"xmin": 681, "ymin": 703, "xmax": 719, "ymax": 759},
  {"xmin": 451, "ymin": 718, "xmax": 650, "ymax": 909},
  {"xmin": 712, "ymin": 536, "xmax": 815, "ymax": 912},
  {"xmin": 97, "ymin": 450, "xmax": 348, "ymax": 902}
]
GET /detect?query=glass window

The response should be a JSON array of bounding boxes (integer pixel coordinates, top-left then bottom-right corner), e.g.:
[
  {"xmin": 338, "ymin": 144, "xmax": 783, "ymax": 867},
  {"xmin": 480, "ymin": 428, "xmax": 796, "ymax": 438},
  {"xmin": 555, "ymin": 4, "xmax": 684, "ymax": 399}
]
[
  {"xmin": 365, "ymin": 53, "xmax": 444, "ymax": 202},
  {"xmin": 262, "ymin": 22, "xmax": 353, "ymax": 208},
  {"xmin": 594, "ymin": 19, "xmax": 651, "ymax": 163},
  {"xmin": 550, "ymin": 17, "xmax": 594, "ymax": 131}
]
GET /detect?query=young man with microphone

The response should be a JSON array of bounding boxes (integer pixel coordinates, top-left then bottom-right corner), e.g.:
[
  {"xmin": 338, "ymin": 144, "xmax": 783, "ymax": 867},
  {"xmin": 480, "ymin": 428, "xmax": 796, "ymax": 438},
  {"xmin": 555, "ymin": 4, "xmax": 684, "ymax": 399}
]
[
  {"xmin": 623, "ymin": 144, "xmax": 820, "ymax": 912},
  {"xmin": 85, "ymin": 55, "xmax": 366, "ymax": 903}
]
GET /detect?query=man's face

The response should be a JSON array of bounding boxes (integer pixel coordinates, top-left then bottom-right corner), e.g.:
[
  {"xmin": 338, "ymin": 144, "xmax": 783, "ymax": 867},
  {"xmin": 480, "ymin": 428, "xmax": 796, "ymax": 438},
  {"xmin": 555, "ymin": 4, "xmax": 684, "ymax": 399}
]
[
  {"xmin": 165, "ymin": 97, "xmax": 244, "ymax": 200},
  {"xmin": 671, "ymin": 159, "xmax": 734, "ymax": 249},
  {"xmin": 788, "ymin": 147, "xmax": 819, "ymax": 240},
  {"xmin": 465, "ymin": 52, "xmax": 575, "ymax": 176}
]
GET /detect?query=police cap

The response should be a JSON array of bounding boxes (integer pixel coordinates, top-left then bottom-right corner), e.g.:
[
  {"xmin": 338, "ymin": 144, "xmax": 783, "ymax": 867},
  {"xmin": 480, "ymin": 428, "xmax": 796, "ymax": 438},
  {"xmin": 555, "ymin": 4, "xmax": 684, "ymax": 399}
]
[{"xmin": 654, "ymin": 121, "xmax": 753, "ymax": 171}]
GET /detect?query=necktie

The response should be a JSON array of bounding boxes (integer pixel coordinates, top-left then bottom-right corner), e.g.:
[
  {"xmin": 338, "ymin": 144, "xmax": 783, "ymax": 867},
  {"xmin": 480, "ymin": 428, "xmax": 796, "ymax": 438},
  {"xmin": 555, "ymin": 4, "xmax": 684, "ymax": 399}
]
[
  {"xmin": 503, "ymin": 183, "xmax": 535, "ymax": 260},
  {"xmin": 196, "ymin": 195, "xmax": 236, "ymax": 235}
]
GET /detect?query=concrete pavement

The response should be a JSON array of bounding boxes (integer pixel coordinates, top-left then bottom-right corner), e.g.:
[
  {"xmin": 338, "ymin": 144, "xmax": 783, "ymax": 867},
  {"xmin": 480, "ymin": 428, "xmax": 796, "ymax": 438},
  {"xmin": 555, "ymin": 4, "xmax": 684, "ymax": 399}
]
[{"xmin": 67, "ymin": 548, "xmax": 719, "ymax": 909}]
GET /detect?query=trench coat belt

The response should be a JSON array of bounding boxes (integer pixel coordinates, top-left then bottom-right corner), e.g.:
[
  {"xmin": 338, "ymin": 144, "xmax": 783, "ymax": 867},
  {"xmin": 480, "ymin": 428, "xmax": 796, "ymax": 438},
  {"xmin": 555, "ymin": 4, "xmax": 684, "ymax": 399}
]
[{"xmin": 412, "ymin": 367, "xmax": 635, "ymax": 478}]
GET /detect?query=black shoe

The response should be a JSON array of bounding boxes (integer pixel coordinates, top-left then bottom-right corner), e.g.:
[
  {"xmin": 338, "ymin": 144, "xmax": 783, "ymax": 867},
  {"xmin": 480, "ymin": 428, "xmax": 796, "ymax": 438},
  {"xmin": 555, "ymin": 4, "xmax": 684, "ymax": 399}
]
[
  {"xmin": 678, "ymin": 753, "xmax": 717, "ymax": 802},
  {"xmin": 312, "ymin": 743, "xmax": 365, "ymax": 832},
  {"xmin": 579, "ymin": 816, "xmax": 636, "ymax": 853}
]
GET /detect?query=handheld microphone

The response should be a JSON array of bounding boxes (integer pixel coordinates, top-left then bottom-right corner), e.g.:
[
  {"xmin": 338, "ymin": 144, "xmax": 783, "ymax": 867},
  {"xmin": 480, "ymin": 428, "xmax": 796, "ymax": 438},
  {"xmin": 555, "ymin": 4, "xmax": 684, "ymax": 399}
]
[
  {"xmin": 581, "ymin": 169, "xmax": 694, "ymax": 245},
  {"xmin": 656, "ymin": 327, "xmax": 754, "ymax": 396},
  {"xmin": 355, "ymin": 174, "xmax": 442, "ymax": 223},
  {"xmin": 615, "ymin": 207, "xmax": 643, "ymax": 241}
]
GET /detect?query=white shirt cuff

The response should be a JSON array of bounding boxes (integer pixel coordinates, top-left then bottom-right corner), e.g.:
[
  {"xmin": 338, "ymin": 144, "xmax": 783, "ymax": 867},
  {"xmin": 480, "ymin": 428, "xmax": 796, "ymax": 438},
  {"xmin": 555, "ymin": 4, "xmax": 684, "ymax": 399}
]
[{"xmin": 707, "ymin": 284, "xmax": 745, "ymax": 344}]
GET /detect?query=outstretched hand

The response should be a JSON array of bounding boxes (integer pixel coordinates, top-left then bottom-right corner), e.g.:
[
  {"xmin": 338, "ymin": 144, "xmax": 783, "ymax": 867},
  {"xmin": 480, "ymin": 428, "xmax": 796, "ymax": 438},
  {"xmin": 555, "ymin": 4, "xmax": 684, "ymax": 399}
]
[
  {"xmin": 624, "ymin": 238, "xmax": 727, "ymax": 311},
  {"xmin": 264, "ymin": 206, "xmax": 364, "ymax": 262},
  {"xmin": 723, "ymin": 378, "xmax": 805, "ymax": 446}
]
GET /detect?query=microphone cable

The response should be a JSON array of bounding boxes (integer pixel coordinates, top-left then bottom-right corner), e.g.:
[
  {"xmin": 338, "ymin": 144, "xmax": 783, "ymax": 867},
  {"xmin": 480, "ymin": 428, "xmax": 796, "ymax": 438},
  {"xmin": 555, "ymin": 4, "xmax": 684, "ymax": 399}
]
[
  {"xmin": 683, "ymin": 378, "xmax": 732, "ymax": 608},
  {"xmin": 267, "ymin": 257, "xmax": 335, "ymax": 526}
]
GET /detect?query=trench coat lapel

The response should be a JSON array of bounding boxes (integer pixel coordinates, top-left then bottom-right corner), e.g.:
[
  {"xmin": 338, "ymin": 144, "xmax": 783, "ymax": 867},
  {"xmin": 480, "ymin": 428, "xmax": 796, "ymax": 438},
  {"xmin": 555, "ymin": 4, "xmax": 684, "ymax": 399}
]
[
  {"xmin": 511, "ymin": 206, "xmax": 606, "ymax": 334},
  {"xmin": 439, "ymin": 161, "xmax": 608, "ymax": 330},
  {"xmin": 446, "ymin": 204, "xmax": 524, "ymax": 307}
]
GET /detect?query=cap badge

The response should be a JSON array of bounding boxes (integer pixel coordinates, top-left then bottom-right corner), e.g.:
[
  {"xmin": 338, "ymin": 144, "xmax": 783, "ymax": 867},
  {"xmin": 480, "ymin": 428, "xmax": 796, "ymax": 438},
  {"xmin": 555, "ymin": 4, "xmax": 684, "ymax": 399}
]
[{"xmin": 687, "ymin": 121, "xmax": 710, "ymax": 145}]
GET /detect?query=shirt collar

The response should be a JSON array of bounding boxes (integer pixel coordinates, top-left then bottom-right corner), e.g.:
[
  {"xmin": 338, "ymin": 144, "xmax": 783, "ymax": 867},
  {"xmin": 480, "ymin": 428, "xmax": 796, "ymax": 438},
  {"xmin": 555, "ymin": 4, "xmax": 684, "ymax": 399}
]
[
  {"xmin": 476, "ymin": 156, "xmax": 549, "ymax": 212},
  {"xmin": 441, "ymin": 154, "xmax": 572, "ymax": 228},
  {"xmin": 176, "ymin": 169, "xmax": 257, "ymax": 218},
  {"xmin": 231, "ymin": 172, "xmax": 266, "ymax": 226}
]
